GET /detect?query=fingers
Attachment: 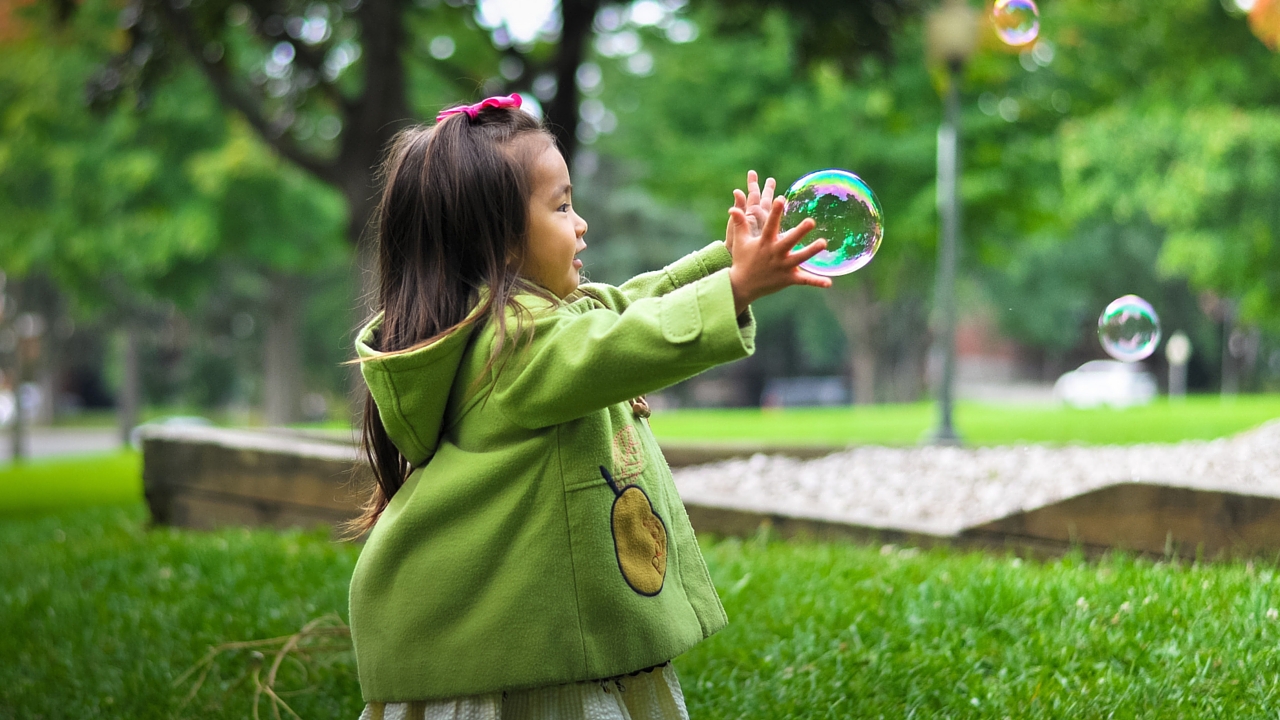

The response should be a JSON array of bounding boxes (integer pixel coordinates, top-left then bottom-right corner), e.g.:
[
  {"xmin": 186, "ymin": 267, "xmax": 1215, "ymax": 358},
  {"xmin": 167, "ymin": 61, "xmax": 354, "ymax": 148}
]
[
  {"xmin": 761, "ymin": 196, "xmax": 786, "ymax": 243},
  {"xmin": 779, "ymin": 216, "xmax": 815, "ymax": 247},
  {"xmin": 727, "ymin": 206, "xmax": 750, "ymax": 232},
  {"xmin": 788, "ymin": 238, "xmax": 828, "ymax": 265},
  {"xmin": 792, "ymin": 269, "xmax": 834, "ymax": 289},
  {"xmin": 733, "ymin": 188, "xmax": 747, "ymax": 212},
  {"xmin": 745, "ymin": 171, "xmax": 777, "ymax": 210}
]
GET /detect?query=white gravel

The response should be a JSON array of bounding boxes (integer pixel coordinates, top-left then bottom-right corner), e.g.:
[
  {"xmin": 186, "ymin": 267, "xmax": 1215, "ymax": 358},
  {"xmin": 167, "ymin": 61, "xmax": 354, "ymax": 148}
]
[{"xmin": 671, "ymin": 420, "xmax": 1280, "ymax": 537}]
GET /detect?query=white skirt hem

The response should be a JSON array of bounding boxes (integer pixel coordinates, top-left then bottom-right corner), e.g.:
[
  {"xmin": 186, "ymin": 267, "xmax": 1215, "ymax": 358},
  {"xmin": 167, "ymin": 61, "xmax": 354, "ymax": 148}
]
[{"xmin": 357, "ymin": 663, "xmax": 689, "ymax": 720}]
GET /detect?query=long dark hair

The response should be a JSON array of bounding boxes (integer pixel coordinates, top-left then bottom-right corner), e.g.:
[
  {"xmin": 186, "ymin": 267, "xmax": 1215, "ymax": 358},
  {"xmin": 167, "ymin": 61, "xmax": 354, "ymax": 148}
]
[{"xmin": 344, "ymin": 105, "xmax": 555, "ymax": 538}]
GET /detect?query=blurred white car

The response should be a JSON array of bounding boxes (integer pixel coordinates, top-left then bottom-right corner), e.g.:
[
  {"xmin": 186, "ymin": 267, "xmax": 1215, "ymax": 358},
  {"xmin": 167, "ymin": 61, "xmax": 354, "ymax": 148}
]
[
  {"xmin": 1053, "ymin": 360, "xmax": 1157, "ymax": 408},
  {"xmin": 0, "ymin": 383, "xmax": 42, "ymax": 426}
]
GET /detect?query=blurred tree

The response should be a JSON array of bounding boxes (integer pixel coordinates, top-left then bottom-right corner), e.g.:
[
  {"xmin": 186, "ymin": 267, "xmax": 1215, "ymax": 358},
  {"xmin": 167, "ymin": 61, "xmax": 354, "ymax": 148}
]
[
  {"xmin": 186, "ymin": 120, "xmax": 348, "ymax": 421},
  {"xmin": 702, "ymin": 0, "xmax": 914, "ymax": 69},
  {"xmin": 1061, "ymin": 107, "xmax": 1280, "ymax": 332},
  {"xmin": 918, "ymin": 0, "xmax": 1280, "ymax": 387},
  {"xmin": 106, "ymin": 0, "xmax": 611, "ymax": 267},
  {"xmin": 0, "ymin": 1, "xmax": 221, "ymax": 439},
  {"xmin": 109, "ymin": 0, "xmax": 915, "ymax": 286},
  {"xmin": 993, "ymin": 0, "xmax": 1280, "ymax": 386},
  {"xmin": 0, "ymin": 0, "xmax": 347, "ymax": 431}
]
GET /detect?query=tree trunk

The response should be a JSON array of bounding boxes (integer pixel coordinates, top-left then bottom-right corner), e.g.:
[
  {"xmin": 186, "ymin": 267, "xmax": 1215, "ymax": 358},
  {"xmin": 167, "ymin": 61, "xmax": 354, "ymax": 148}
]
[
  {"xmin": 36, "ymin": 282, "xmax": 62, "ymax": 425},
  {"xmin": 36, "ymin": 320, "xmax": 56, "ymax": 426},
  {"xmin": 826, "ymin": 281, "xmax": 881, "ymax": 405},
  {"xmin": 886, "ymin": 298, "xmax": 930, "ymax": 402},
  {"xmin": 263, "ymin": 273, "xmax": 302, "ymax": 426},
  {"xmin": 118, "ymin": 326, "xmax": 140, "ymax": 447},
  {"xmin": 9, "ymin": 326, "xmax": 24, "ymax": 464},
  {"xmin": 547, "ymin": 0, "xmax": 603, "ymax": 163}
]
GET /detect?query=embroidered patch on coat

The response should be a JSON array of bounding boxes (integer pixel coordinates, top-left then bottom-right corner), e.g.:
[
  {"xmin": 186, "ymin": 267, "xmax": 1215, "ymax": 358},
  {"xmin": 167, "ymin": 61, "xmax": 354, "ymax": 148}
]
[
  {"xmin": 611, "ymin": 425, "xmax": 645, "ymax": 481},
  {"xmin": 600, "ymin": 466, "xmax": 667, "ymax": 596}
]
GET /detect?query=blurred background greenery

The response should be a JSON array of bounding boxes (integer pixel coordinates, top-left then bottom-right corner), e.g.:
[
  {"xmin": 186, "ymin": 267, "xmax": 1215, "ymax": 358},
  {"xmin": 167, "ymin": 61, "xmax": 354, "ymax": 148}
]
[{"xmin": 1, "ymin": 0, "xmax": 1279, "ymax": 446}]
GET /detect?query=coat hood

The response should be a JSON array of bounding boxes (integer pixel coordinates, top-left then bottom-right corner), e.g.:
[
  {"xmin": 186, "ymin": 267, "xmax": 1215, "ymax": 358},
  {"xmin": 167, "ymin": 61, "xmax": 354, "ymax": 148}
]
[{"xmin": 355, "ymin": 313, "xmax": 478, "ymax": 467}]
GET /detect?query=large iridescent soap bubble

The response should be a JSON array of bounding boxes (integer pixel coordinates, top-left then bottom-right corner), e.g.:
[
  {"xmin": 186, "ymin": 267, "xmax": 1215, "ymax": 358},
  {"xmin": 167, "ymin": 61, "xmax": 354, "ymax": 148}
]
[
  {"xmin": 780, "ymin": 169, "xmax": 883, "ymax": 277},
  {"xmin": 993, "ymin": 0, "xmax": 1040, "ymax": 46},
  {"xmin": 1098, "ymin": 295, "xmax": 1161, "ymax": 362}
]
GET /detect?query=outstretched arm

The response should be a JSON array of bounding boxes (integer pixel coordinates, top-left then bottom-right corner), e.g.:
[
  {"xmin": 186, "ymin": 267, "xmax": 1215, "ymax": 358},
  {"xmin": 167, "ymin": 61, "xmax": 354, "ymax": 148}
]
[
  {"xmin": 492, "ymin": 269, "xmax": 753, "ymax": 429},
  {"xmin": 582, "ymin": 169, "xmax": 783, "ymax": 313},
  {"xmin": 580, "ymin": 241, "xmax": 733, "ymax": 313}
]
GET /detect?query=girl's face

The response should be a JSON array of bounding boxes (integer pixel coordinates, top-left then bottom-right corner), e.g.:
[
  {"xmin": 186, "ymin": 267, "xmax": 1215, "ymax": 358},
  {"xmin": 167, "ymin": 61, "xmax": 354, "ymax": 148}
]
[{"xmin": 522, "ymin": 142, "xmax": 588, "ymax": 298}]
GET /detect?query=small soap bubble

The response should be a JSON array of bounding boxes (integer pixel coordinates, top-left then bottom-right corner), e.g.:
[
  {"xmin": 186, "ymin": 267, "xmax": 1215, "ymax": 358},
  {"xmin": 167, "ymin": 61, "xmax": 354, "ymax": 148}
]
[
  {"xmin": 993, "ymin": 0, "xmax": 1040, "ymax": 47},
  {"xmin": 1098, "ymin": 295, "xmax": 1161, "ymax": 362},
  {"xmin": 780, "ymin": 169, "xmax": 883, "ymax": 277}
]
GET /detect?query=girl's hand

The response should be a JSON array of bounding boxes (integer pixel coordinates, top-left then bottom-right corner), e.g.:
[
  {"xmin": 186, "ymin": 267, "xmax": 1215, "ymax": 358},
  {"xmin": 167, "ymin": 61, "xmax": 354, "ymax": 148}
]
[
  {"xmin": 725, "ymin": 170, "xmax": 776, "ymax": 256},
  {"xmin": 726, "ymin": 196, "xmax": 831, "ymax": 315}
]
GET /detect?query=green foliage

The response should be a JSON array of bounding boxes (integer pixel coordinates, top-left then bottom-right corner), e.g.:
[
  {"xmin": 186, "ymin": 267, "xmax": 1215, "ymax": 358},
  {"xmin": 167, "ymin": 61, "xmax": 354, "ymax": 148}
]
[
  {"xmin": 0, "ymin": 7, "xmax": 220, "ymax": 307},
  {"xmin": 7, "ymin": 0, "xmax": 1280, "ymax": 403},
  {"xmin": 0, "ymin": 0, "xmax": 348, "ymax": 312},
  {"xmin": 981, "ymin": 221, "xmax": 1219, "ymax": 365},
  {"xmin": 1043, "ymin": 0, "xmax": 1280, "ymax": 113},
  {"xmin": 187, "ymin": 121, "xmax": 348, "ymax": 273},
  {"xmin": 997, "ymin": 0, "xmax": 1280, "ymax": 340},
  {"xmin": 1062, "ymin": 106, "xmax": 1280, "ymax": 330},
  {"xmin": 931, "ymin": 0, "xmax": 1280, "ymax": 351},
  {"xmin": 649, "ymin": 395, "xmax": 1280, "ymax": 446},
  {"xmin": 573, "ymin": 158, "xmax": 717, "ymax": 286}
]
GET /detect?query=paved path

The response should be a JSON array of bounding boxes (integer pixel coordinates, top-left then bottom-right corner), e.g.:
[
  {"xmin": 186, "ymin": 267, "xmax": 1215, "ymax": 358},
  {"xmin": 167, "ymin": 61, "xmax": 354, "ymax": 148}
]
[{"xmin": 0, "ymin": 427, "xmax": 121, "ymax": 463}]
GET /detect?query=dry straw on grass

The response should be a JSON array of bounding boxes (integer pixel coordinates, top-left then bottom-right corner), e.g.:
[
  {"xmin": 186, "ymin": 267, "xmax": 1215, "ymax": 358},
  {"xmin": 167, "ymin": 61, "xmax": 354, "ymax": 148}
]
[{"xmin": 172, "ymin": 614, "xmax": 353, "ymax": 720}]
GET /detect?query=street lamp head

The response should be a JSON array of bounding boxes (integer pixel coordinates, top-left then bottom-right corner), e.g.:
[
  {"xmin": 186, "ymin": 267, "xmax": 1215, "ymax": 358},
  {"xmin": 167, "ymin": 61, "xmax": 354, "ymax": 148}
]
[{"xmin": 926, "ymin": 0, "xmax": 980, "ymax": 70}]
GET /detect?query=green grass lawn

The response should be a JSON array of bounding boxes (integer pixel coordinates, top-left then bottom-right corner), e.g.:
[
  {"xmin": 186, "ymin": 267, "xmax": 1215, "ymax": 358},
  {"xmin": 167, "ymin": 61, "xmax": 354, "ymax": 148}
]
[
  {"xmin": 649, "ymin": 394, "xmax": 1280, "ymax": 447},
  {"xmin": 5, "ymin": 504, "xmax": 1280, "ymax": 718},
  {"xmin": 0, "ymin": 452, "xmax": 141, "ymax": 514}
]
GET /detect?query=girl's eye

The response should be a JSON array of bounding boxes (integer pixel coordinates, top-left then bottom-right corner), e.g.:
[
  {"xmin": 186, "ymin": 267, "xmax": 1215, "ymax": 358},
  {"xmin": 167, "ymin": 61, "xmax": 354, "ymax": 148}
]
[{"xmin": 558, "ymin": 203, "xmax": 571, "ymax": 212}]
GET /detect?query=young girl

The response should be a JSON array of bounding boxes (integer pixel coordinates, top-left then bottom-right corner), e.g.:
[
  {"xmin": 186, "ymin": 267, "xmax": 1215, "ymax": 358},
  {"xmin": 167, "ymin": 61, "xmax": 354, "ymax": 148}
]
[{"xmin": 347, "ymin": 93, "xmax": 830, "ymax": 720}]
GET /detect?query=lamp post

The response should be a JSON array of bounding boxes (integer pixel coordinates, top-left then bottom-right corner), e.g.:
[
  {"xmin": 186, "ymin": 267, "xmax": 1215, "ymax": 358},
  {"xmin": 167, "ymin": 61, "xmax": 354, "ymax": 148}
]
[{"xmin": 925, "ymin": 0, "xmax": 978, "ymax": 446}]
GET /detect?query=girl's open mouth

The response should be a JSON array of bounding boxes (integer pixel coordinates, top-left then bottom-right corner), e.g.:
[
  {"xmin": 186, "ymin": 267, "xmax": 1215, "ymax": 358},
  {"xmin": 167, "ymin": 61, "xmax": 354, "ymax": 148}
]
[{"xmin": 573, "ymin": 258, "xmax": 583, "ymax": 269}]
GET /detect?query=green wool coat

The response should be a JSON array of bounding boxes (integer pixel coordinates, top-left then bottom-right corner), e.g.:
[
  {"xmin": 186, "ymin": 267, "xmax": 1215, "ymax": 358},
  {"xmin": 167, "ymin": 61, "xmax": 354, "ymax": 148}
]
[{"xmin": 349, "ymin": 242, "xmax": 756, "ymax": 702}]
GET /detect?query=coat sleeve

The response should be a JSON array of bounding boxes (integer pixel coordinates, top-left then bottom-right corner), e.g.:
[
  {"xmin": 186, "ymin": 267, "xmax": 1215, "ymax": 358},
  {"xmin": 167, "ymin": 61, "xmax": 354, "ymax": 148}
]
[
  {"xmin": 491, "ymin": 268, "xmax": 754, "ymax": 429},
  {"xmin": 575, "ymin": 241, "xmax": 732, "ymax": 313}
]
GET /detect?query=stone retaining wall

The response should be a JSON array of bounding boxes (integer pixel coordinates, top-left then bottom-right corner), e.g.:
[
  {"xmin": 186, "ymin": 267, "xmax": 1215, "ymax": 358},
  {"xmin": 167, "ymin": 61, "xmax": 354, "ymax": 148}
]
[{"xmin": 140, "ymin": 425, "xmax": 1280, "ymax": 559}]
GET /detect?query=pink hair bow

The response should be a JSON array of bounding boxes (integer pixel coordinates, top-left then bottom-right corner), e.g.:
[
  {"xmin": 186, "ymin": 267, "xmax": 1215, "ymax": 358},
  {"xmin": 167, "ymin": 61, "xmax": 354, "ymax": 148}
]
[{"xmin": 435, "ymin": 93, "xmax": 523, "ymax": 122}]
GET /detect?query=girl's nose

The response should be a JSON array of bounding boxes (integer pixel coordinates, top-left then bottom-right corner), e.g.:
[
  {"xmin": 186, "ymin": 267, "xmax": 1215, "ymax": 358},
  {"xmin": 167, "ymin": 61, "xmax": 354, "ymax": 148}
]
[{"xmin": 576, "ymin": 214, "xmax": 588, "ymax": 237}]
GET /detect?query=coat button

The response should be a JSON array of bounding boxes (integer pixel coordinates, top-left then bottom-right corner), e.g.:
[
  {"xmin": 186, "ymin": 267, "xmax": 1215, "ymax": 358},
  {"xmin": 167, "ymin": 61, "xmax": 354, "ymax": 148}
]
[{"xmin": 630, "ymin": 396, "xmax": 651, "ymax": 419}]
